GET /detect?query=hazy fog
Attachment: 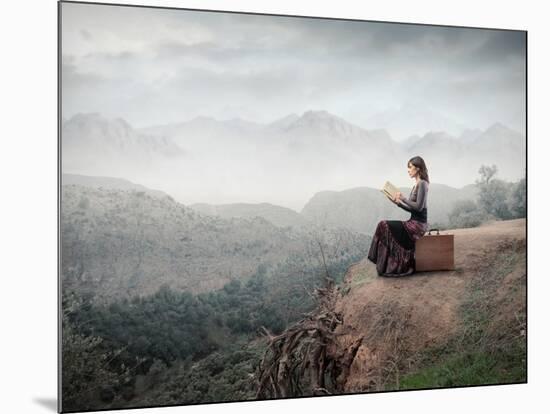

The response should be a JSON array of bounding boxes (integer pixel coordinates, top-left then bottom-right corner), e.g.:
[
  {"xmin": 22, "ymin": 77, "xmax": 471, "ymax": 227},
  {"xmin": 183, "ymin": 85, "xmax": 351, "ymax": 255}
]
[
  {"xmin": 61, "ymin": 111, "xmax": 525, "ymax": 211},
  {"xmin": 61, "ymin": 3, "xmax": 526, "ymax": 139}
]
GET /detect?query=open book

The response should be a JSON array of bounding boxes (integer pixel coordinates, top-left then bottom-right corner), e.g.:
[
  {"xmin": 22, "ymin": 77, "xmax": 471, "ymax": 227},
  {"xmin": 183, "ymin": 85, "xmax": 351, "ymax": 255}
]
[{"xmin": 380, "ymin": 181, "xmax": 400, "ymax": 201}]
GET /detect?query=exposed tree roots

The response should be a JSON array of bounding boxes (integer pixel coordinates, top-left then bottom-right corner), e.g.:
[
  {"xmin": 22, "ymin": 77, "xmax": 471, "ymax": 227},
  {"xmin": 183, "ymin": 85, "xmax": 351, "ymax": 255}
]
[{"xmin": 255, "ymin": 277, "xmax": 363, "ymax": 398}]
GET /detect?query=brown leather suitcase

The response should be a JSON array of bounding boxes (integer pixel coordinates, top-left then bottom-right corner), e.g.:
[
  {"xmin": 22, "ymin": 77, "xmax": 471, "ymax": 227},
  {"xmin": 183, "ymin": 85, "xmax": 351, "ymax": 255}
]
[{"xmin": 415, "ymin": 229, "xmax": 455, "ymax": 271}]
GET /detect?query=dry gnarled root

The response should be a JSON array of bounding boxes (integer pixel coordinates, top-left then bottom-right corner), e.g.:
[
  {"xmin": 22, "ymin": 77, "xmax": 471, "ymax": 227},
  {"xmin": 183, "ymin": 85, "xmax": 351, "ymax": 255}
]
[{"xmin": 255, "ymin": 278, "xmax": 363, "ymax": 398}]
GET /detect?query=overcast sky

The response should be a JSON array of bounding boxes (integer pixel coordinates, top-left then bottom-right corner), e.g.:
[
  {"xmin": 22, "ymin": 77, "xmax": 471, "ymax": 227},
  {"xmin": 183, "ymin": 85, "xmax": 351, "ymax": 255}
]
[{"xmin": 61, "ymin": 2, "xmax": 526, "ymax": 134}]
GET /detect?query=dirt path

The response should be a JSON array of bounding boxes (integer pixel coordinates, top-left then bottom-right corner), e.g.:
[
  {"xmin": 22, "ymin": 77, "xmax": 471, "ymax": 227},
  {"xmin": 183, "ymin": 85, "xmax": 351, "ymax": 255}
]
[{"xmin": 334, "ymin": 218, "xmax": 526, "ymax": 391}]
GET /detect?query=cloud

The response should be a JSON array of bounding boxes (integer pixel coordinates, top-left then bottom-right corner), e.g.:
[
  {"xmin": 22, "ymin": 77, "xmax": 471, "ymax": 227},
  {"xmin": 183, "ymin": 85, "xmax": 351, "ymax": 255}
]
[{"xmin": 61, "ymin": 2, "xmax": 526, "ymax": 133}]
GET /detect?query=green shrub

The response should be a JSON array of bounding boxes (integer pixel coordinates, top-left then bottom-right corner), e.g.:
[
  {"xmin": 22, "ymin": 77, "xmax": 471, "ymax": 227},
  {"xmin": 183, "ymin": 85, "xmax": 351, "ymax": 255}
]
[{"xmin": 447, "ymin": 199, "xmax": 487, "ymax": 229}]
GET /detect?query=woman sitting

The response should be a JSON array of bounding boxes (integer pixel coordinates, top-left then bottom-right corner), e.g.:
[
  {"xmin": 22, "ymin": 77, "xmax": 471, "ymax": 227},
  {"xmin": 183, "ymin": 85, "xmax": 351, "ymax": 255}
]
[{"xmin": 367, "ymin": 156, "xmax": 429, "ymax": 277}]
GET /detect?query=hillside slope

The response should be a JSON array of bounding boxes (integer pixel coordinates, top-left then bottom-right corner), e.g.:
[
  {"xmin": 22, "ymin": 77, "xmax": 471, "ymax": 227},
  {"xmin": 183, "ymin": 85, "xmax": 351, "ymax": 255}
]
[
  {"xmin": 61, "ymin": 184, "xmax": 370, "ymax": 302},
  {"xmin": 335, "ymin": 218, "xmax": 526, "ymax": 391}
]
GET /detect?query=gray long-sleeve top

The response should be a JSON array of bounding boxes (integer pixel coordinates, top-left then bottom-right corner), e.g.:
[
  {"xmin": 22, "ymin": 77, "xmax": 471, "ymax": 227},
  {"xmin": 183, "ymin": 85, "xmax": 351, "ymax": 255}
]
[{"xmin": 395, "ymin": 179, "xmax": 429, "ymax": 213}]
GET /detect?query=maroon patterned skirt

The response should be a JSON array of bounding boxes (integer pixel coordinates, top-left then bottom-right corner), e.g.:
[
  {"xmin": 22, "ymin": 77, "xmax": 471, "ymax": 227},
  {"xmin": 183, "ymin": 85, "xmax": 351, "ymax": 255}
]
[{"xmin": 367, "ymin": 219, "xmax": 428, "ymax": 277}]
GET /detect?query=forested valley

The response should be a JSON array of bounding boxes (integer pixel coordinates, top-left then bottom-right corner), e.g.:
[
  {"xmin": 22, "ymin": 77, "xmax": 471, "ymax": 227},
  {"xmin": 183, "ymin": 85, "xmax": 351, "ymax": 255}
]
[{"xmin": 61, "ymin": 185, "xmax": 367, "ymax": 411}]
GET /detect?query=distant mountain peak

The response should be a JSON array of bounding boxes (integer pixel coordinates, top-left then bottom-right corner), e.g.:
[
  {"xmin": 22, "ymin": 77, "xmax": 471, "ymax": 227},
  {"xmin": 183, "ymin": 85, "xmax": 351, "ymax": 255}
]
[
  {"xmin": 422, "ymin": 130, "xmax": 456, "ymax": 140},
  {"xmin": 270, "ymin": 113, "xmax": 299, "ymax": 123},
  {"xmin": 62, "ymin": 112, "xmax": 184, "ymax": 163},
  {"xmin": 277, "ymin": 113, "xmax": 300, "ymax": 121},
  {"xmin": 368, "ymin": 105, "xmax": 468, "ymax": 141},
  {"xmin": 301, "ymin": 110, "xmax": 341, "ymax": 121},
  {"xmin": 66, "ymin": 112, "xmax": 104, "ymax": 124},
  {"xmin": 485, "ymin": 122, "xmax": 511, "ymax": 134},
  {"xmin": 303, "ymin": 109, "xmax": 330, "ymax": 116},
  {"xmin": 283, "ymin": 110, "xmax": 365, "ymax": 139},
  {"xmin": 292, "ymin": 110, "xmax": 355, "ymax": 128},
  {"xmin": 223, "ymin": 117, "xmax": 262, "ymax": 130},
  {"xmin": 65, "ymin": 113, "xmax": 138, "ymax": 134}
]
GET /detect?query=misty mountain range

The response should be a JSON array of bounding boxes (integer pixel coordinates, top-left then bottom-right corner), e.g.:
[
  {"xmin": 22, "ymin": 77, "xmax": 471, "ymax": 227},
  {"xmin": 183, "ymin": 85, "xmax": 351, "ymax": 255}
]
[
  {"xmin": 366, "ymin": 102, "xmax": 471, "ymax": 141},
  {"xmin": 61, "ymin": 110, "xmax": 525, "ymax": 211},
  {"xmin": 62, "ymin": 113, "xmax": 184, "ymax": 178}
]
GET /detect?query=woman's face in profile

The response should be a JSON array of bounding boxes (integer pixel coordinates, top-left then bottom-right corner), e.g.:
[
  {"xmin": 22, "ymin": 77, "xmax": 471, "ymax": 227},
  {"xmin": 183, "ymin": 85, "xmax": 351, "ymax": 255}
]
[{"xmin": 407, "ymin": 163, "xmax": 418, "ymax": 178}]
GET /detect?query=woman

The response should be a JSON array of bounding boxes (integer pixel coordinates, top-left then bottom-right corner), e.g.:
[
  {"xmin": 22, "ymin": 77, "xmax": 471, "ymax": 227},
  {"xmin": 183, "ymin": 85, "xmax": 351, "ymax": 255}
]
[{"xmin": 367, "ymin": 156, "xmax": 430, "ymax": 277}]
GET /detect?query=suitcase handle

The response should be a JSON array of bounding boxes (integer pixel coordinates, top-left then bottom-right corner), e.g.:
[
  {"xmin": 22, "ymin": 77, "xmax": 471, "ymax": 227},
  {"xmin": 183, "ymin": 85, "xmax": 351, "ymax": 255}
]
[{"xmin": 427, "ymin": 228, "xmax": 440, "ymax": 235}]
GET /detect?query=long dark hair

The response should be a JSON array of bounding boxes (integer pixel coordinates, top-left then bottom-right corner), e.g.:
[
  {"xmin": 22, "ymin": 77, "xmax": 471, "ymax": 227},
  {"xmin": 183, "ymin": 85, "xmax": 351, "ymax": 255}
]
[{"xmin": 408, "ymin": 156, "xmax": 430, "ymax": 183}]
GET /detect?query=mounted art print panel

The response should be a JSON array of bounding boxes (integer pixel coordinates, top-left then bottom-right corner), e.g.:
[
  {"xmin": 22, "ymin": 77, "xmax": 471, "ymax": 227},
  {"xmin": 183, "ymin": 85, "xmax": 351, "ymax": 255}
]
[{"xmin": 59, "ymin": 1, "xmax": 527, "ymax": 412}]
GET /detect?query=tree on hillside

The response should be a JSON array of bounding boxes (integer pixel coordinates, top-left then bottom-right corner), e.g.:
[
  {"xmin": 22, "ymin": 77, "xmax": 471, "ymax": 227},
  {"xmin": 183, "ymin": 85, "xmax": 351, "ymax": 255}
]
[
  {"xmin": 62, "ymin": 294, "xmax": 134, "ymax": 411},
  {"xmin": 447, "ymin": 165, "xmax": 525, "ymax": 228},
  {"xmin": 447, "ymin": 199, "xmax": 487, "ymax": 228},
  {"xmin": 507, "ymin": 177, "xmax": 526, "ymax": 218},
  {"xmin": 477, "ymin": 164, "xmax": 498, "ymax": 185},
  {"xmin": 475, "ymin": 164, "xmax": 512, "ymax": 220}
]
